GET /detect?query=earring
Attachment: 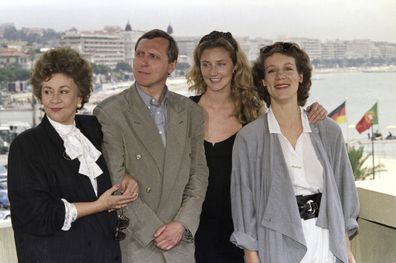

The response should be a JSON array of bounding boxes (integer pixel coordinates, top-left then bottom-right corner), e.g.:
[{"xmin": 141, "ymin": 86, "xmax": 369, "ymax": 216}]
[{"xmin": 77, "ymin": 103, "xmax": 82, "ymax": 108}]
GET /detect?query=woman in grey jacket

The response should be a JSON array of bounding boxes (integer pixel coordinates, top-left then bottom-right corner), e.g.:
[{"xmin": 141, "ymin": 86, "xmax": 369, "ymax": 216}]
[{"xmin": 230, "ymin": 42, "xmax": 359, "ymax": 263}]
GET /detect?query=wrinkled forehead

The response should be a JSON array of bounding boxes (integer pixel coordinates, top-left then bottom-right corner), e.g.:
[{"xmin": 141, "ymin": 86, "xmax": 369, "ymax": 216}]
[{"xmin": 136, "ymin": 37, "xmax": 169, "ymax": 54}]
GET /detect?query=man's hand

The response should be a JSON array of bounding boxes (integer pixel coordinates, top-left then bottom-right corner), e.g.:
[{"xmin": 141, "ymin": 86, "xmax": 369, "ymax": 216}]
[
  {"xmin": 306, "ymin": 102, "xmax": 327, "ymax": 123},
  {"xmin": 153, "ymin": 221, "xmax": 185, "ymax": 250},
  {"xmin": 119, "ymin": 174, "xmax": 139, "ymax": 199}
]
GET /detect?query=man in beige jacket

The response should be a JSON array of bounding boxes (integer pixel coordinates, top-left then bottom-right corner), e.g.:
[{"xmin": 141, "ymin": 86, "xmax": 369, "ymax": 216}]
[{"xmin": 94, "ymin": 29, "xmax": 208, "ymax": 263}]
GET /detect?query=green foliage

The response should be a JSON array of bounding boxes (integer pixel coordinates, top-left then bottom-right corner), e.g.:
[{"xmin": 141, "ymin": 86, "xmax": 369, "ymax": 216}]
[
  {"xmin": 91, "ymin": 63, "xmax": 112, "ymax": 75},
  {"xmin": 0, "ymin": 64, "xmax": 30, "ymax": 83},
  {"xmin": 3, "ymin": 26, "xmax": 61, "ymax": 45},
  {"xmin": 115, "ymin": 62, "xmax": 132, "ymax": 73},
  {"xmin": 347, "ymin": 145, "xmax": 386, "ymax": 180}
]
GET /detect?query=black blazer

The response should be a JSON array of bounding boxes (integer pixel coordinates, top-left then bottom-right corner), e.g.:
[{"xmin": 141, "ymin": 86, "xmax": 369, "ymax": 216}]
[{"xmin": 8, "ymin": 115, "xmax": 121, "ymax": 263}]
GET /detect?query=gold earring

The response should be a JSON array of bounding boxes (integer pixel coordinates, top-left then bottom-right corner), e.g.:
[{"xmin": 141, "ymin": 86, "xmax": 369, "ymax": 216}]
[{"xmin": 77, "ymin": 103, "xmax": 82, "ymax": 108}]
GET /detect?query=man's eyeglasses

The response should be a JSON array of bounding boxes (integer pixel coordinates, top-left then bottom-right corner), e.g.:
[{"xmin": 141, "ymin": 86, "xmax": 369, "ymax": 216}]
[{"xmin": 113, "ymin": 209, "xmax": 129, "ymax": 241}]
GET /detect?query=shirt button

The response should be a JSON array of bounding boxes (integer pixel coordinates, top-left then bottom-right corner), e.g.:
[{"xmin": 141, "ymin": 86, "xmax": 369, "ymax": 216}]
[
  {"xmin": 146, "ymin": 187, "xmax": 151, "ymax": 193},
  {"xmin": 159, "ymin": 131, "xmax": 163, "ymax": 134},
  {"xmin": 136, "ymin": 154, "xmax": 141, "ymax": 160}
]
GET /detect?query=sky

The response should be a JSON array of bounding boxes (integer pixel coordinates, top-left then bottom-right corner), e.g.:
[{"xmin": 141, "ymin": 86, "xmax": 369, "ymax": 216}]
[{"xmin": 1, "ymin": 0, "xmax": 395, "ymax": 42}]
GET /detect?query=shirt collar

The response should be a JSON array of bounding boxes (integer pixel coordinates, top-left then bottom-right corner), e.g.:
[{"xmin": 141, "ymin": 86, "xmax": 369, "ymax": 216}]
[
  {"xmin": 135, "ymin": 83, "xmax": 169, "ymax": 108},
  {"xmin": 267, "ymin": 106, "xmax": 312, "ymax": 134},
  {"xmin": 47, "ymin": 115, "xmax": 75, "ymax": 136}
]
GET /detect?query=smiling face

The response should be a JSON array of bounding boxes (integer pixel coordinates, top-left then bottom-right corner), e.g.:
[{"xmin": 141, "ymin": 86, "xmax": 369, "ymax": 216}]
[
  {"xmin": 200, "ymin": 47, "xmax": 236, "ymax": 94},
  {"xmin": 263, "ymin": 53, "xmax": 303, "ymax": 106},
  {"xmin": 133, "ymin": 37, "xmax": 176, "ymax": 91},
  {"xmin": 40, "ymin": 73, "xmax": 82, "ymax": 125}
]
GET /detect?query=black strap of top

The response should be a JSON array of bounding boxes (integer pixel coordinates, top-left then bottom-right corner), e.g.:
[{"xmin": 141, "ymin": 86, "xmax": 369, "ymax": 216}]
[{"xmin": 189, "ymin": 95, "xmax": 201, "ymax": 103}]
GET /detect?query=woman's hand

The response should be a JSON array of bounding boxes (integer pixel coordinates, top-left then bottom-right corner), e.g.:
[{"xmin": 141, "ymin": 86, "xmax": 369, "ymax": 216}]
[
  {"xmin": 74, "ymin": 184, "xmax": 136, "ymax": 218},
  {"xmin": 96, "ymin": 184, "xmax": 136, "ymax": 211},
  {"xmin": 244, "ymin": 250, "xmax": 260, "ymax": 263},
  {"xmin": 306, "ymin": 102, "xmax": 327, "ymax": 123},
  {"xmin": 345, "ymin": 233, "xmax": 357, "ymax": 263}
]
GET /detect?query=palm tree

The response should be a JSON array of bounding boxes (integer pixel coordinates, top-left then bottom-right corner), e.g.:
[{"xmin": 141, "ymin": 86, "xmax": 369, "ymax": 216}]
[{"xmin": 347, "ymin": 145, "xmax": 386, "ymax": 180}]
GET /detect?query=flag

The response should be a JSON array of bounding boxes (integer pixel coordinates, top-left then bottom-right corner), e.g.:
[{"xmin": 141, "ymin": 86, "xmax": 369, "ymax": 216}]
[
  {"xmin": 328, "ymin": 101, "xmax": 346, "ymax": 124},
  {"xmin": 356, "ymin": 102, "xmax": 378, "ymax": 133}
]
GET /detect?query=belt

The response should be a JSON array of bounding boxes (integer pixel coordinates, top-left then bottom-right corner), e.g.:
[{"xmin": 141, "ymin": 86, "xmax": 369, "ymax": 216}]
[{"xmin": 296, "ymin": 193, "xmax": 322, "ymax": 220}]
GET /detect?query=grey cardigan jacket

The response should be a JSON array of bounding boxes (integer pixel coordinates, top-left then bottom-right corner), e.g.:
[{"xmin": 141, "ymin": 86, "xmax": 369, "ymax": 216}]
[{"xmin": 230, "ymin": 114, "xmax": 359, "ymax": 263}]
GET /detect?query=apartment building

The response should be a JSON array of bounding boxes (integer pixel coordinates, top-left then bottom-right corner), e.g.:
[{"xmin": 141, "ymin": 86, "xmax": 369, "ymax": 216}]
[
  {"xmin": 60, "ymin": 29, "xmax": 125, "ymax": 68},
  {"xmin": 0, "ymin": 48, "xmax": 30, "ymax": 69}
]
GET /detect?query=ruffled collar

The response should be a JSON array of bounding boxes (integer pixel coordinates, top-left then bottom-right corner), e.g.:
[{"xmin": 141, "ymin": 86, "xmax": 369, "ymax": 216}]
[{"xmin": 48, "ymin": 117, "xmax": 103, "ymax": 195}]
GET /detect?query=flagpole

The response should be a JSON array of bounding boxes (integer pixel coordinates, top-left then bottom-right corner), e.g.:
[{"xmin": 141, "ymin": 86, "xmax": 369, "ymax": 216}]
[{"xmin": 371, "ymin": 124, "xmax": 375, "ymax": 180}]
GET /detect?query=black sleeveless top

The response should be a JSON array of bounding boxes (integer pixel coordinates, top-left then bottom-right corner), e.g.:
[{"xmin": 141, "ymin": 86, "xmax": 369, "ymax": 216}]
[{"xmin": 190, "ymin": 95, "xmax": 244, "ymax": 263}]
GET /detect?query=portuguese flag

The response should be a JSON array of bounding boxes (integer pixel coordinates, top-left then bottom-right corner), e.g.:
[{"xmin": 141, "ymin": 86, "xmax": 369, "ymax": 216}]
[
  {"xmin": 356, "ymin": 103, "xmax": 378, "ymax": 133},
  {"xmin": 328, "ymin": 101, "xmax": 346, "ymax": 124}
]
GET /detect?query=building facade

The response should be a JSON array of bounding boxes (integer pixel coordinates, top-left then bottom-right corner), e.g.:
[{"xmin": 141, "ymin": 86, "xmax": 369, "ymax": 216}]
[{"xmin": 60, "ymin": 29, "xmax": 125, "ymax": 68}]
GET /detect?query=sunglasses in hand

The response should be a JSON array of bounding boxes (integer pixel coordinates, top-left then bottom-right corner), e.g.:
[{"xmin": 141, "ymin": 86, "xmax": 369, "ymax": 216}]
[{"xmin": 114, "ymin": 209, "xmax": 129, "ymax": 241}]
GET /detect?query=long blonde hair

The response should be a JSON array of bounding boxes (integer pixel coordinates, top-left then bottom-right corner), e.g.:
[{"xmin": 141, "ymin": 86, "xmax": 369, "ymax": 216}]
[{"xmin": 186, "ymin": 31, "xmax": 264, "ymax": 123}]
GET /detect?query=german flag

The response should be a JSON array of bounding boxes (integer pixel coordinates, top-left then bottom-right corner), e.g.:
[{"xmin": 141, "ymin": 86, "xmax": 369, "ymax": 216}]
[
  {"xmin": 356, "ymin": 103, "xmax": 378, "ymax": 134},
  {"xmin": 328, "ymin": 101, "xmax": 346, "ymax": 124}
]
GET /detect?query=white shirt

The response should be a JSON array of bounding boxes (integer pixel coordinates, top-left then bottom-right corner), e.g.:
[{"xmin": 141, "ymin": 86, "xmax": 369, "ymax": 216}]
[
  {"xmin": 267, "ymin": 107, "xmax": 336, "ymax": 263},
  {"xmin": 267, "ymin": 107, "xmax": 323, "ymax": 195}
]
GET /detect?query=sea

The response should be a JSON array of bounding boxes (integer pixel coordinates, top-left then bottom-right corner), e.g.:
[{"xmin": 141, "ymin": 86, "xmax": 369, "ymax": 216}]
[
  {"xmin": 1, "ymin": 71, "xmax": 395, "ymax": 155},
  {"xmin": 307, "ymin": 71, "xmax": 396, "ymax": 142}
]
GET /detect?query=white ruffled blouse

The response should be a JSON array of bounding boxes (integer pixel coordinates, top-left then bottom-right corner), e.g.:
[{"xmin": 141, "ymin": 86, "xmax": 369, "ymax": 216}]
[{"xmin": 48, "ymin": 117, "xmax": 103, "ymax": 231}]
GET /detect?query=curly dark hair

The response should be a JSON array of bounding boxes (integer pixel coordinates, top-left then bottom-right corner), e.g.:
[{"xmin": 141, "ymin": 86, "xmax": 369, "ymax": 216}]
[
  {"xmin": 30, "ymin": 47, "xmax": 93, "ymax": 109},
  {"xmin": 252, "ymin": 42, "xmax": 312, "ymax": 107}
]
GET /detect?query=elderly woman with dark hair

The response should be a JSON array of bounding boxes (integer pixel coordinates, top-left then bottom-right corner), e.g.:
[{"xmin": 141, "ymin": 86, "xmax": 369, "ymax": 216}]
[
  {"xmin": 230, "ymin": 42, "xmax": 359, "ymax": 263},
  {"xmin": 8, "ymin": 47, "xmax": 138, "ymax": 263}
]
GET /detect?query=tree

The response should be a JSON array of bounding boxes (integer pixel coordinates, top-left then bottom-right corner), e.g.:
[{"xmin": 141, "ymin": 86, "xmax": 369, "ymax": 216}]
[
  {"xmin": 347, "ymin": 145, "xmax": 386, "ymax": 180},
  {"xmin": 115, "ymin": 62, "xmax": 132, "ymax": 73},
  {"xmin": 0, "ymin": 64, "xmax": 29, "ymax": 83},
  {"xmin": 91, "ymin": 63, "xmax": 111, "ymax": 75}
]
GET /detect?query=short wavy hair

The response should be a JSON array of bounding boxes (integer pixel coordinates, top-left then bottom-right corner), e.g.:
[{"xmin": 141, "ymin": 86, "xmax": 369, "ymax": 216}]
[
  {"xmin": 252, "ymin": 42, "xmax": 312, "ymax": 107},
  {"xmin": 30, "ymin": 47, "xmax": 93, "ymax": 109},
  {"xmin": 186, "ymin": 31, "xmax": 263, "ymax": 123},
  {"xmin": 135, "ymin": 29, "xmax": 179, "ymax": 63}
]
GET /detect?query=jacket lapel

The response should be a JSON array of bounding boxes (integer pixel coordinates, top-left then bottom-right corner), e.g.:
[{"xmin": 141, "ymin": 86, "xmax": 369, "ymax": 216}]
[
  {"xmin": 160, "ymin": 93, "xmax": 187, "ymax": 204},
  {"xmin": 125, "ymin": 85, "xmax": 165, "ymax": 171},
  {"xmin": 260, "ymin": 116, "xmax": 306, "ymax": 246}
]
